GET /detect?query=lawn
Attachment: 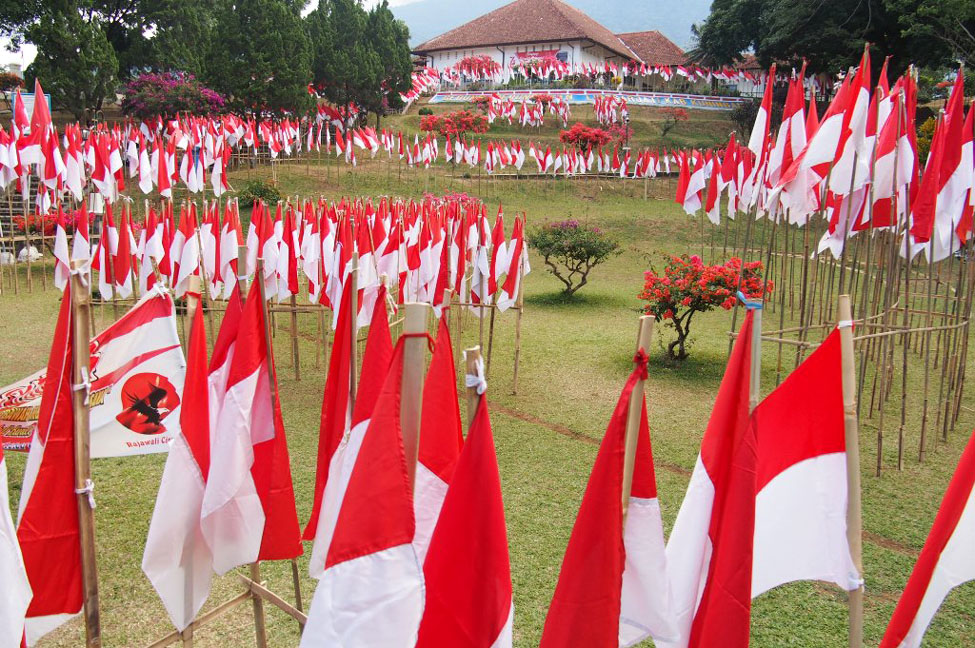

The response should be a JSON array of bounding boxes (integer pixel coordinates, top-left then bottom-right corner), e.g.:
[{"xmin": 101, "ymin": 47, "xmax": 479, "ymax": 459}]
[{"xmin": 1, "ymin": 125, "xmax": 973, "ymax": 647}]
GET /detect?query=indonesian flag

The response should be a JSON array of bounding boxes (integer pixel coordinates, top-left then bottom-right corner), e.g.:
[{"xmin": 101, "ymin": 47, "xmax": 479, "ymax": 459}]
[
  {"xmin": 53, "ymin": 207, "xmax": 71, "ymax": 291},
  {"xmin": 413, "ymin": 317, "xmax": 463, "ymax": 564},
  {"xmin": 17, "ymin": 291, "xmax": 83, "ymax": 646},
  {"xmin": 0, "ymin": 431, "xmax": 31, "ymax": 646},
  {"xmin": 747, "ymin": 64, "xmax": 775, "ymax": 163},
  {"xmin": 417, "ymin": 383, "xmax": 512, "ymax": 648},
  {"xmin": 142, "ymin": 303, "xmax": 213, "ymax": 632},
  {"xmin": 750, "ymin": 328, "xmax": 859, "ymax": 597},
  {"xmin": 300, "ymin": 339, "xmax": 424, "ymax": 647},
  {"xmin": 662, "ymin": 310, "xmax": 757, "ymax": 648},
  {"xmin": 880, "ymin": 428, "xmax": 975, "ymax": 648},
  {"xmin": 200, "ymin": 284, "xmax": 302, "ymax": 574},
  {"xmin": 541, "ymin": 350, "xmax": 675, "ymax": 647},
  {"xmin": 496, "ymin": 215, "xmax": 530, "ymax": 313}
]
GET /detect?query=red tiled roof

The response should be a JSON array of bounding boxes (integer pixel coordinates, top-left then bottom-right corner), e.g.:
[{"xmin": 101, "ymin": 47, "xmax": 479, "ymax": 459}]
[
  {"xmin": 616, "ymin": 30, "xmax": 686, "ymax": 66},
  {"xmin": 413, "ymin": 0, "xmax": 639, "ymax": 61}
]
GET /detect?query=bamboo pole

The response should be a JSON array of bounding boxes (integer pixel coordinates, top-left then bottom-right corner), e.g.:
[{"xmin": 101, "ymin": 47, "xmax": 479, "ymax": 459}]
[
  {"xmin": 748, "ymin": 299, "xmax": 762, "ymax": 414},
  {"xmin": 838, "ymin": 295, "xmax": 864, "ymax": 648},
  {"xmin": 622, "ymin": 315, "xmax": 654, "ymax": 524},
  {"xmin": 511, "ymin": 261, "xmax": 526, "ymax": 395},
  {"xmin": 70, "ymin": 259, "xmax": 102, "ymax": 648},
  {"xmin": 464, "ymin": 346, "xmax": 482, "ymax": 428},
  {"xmin": 401, "ymin": 302, "xmax": 429, "ymax": 487}
]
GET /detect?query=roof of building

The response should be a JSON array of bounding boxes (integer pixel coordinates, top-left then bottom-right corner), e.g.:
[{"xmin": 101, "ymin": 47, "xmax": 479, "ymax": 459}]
[
  {"xmin": 413, "ymin": 0, "xmax": 639, "ymax": 61},
  {"xmin": 615, "ymin": 30, "xmax": 686, "ymax": 66}
]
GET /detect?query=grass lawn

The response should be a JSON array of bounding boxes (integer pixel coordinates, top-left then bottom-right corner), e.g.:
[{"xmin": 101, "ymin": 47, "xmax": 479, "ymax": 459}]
[{"xmin": 2, "ymin": 126, "xmax": 974, "ymax": 647}]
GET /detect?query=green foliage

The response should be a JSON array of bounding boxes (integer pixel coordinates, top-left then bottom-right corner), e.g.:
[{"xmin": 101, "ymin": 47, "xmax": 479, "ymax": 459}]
[
  {"xmin": 917, "ymin": 117, "xmax": 936, "ymax": 165},
  {"xmin": 237, "ymin": 179, "xmax": 282, "ymax": 205},
  {"xmin": 691, "ymin": 0, "xmax": 960, "ymax": 76},
  {"xmin": 418, "ymin": 107, "xmax": 433, "ymax": 115},
  {"xmin": 889, "ymin": 0, "xmax": 974, "ymax": 67},
  {"xmin": 24, "ymin": 3, "xmax": 119, "ymax": 121},
  {"xmin": 527, "ymin": 219, "xmax": 620, "ymax": 297},
  {"xmin": 730, "ymin": 100, "xmax": 759, "ymax": 141},
  {"xmin": 206, "ymin": 0, "xmax": 312, "ymax": 113}
]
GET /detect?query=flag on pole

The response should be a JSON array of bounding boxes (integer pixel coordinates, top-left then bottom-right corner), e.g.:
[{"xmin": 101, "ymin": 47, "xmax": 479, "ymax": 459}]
[
  {"xmin": 0, "ymin": 432, "xmax": 31, "ymax": 647},
  {"xmin": 301, "ymin": 340, "xmax": 424, "ymax": 647},
  {"xmin": 142, "ymin": 301, "xmax": 213, "ymax": 632},
  {"xmin": 541, "ymin": 349, "xmax": 675, "ymax": 647},
  {"xmin": 417, "ymin": 382, "xmax": 512, "ymax": 648},
  {"xmin": 879, "ymin": 428, "xmax": 975, "ymax": 648},
  {"xmin": 16, "ymin": 291, "xmax": 83, "ymax": 646},
  {"xmin": 662, "ymin": 311, "xmax": 757, "ymax": 648}
]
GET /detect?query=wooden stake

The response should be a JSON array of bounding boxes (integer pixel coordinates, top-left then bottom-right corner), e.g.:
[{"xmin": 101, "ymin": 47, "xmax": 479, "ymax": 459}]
[
  {"xmin": 838, "ymin": 295, "xmax": 864, "ymax": 648},
  {"xmin": 70, "ymin": 259, "xmax": 102, "ymax": 647},
  {"xmin": 464, "ymin": 346, "xmax": 482, "ymax": 428},
  {"xmin": 511, "ymin": 261, "xmax": 526, "ymax": 395},
  {"xmin": 622, "ymin": 315, "xmax": 654, "ymax": 524},
  {"xmin": 248, "ymin": 562, "xmax": 269, "ymax": 648},
  {"xmin": 401, "ymin": 303, "xmax": 429, "ymax": 487}
]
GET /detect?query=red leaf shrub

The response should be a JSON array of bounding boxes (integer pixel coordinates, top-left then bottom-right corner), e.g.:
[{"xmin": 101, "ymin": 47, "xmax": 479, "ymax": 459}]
[
  {"xmin": 470, "ymin": 96, "xmax": 491, "ymax": 113},
  {"xmin": 659, "ymin": 106, "xmax": 689, "ymax": 137},
  {"xmin": 531, "ymin": 93, "xmax": 555, "ymax": 107},
  {"xmin": 419, "ymin": 109, "xmax": 489, "ymax": 137},
  {"xmin": 639, "ymin": 254, "xmax": 771, "ymax": 362},
  {"xmin": 559, "ymin": 122, "xmax": 612, "ymax": 149}
]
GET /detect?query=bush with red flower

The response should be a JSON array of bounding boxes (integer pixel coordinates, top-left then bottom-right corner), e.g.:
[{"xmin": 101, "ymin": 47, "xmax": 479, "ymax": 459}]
[
  {"xmin": 420, "ymin": 109, "xmax": 489, "ymax": 138},
  {"xmin": 559, "ymin": 122, "xmax": 612, "ymax": 149},
  {"xmin": 531, "ymin": 93, "xmax": 555, "ymax": 108},
  {"xmin": 659, "ymin": 107, "xmax": 689, "ymax": 137},
  {"xmin": 470, "ymin": 96, "xmax": 491, "ymax": 113},
  {"xmin": 121, "ymin": 72, "xmax": 226, "ymax": 120},
  {"xmin": 14, "ymin": 213, "xmax": 63, "ymax": 237},
  {"xmin": 639, "ymin": 255, "xmax": 771, "ymax": 362}
]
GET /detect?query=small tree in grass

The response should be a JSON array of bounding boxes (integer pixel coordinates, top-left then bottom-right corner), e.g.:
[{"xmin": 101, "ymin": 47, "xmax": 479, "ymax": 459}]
[
  {"xmin": 659, "ymin": 107, "xmax": 688, "ymax": 137},
  {"xmin": 528, "ymin": 220, "xmax": 620, "ymax": 297},
  {"xmin": 639, "ymin": 254, "xmax": 771, "ymax": 363}
]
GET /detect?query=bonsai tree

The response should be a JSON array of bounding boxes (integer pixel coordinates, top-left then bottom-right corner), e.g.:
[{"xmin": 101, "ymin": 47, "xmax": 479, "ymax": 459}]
[
  {"xmin": 527, "ymin": 220, "xmax": 619, "ymax": 297},
  {"xmin": 639, "ymin": 254, "xmax": 771, "ymax": 362}
]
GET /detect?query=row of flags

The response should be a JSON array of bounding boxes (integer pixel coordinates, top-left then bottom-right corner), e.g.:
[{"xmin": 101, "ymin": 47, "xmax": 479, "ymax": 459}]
[
  {"xmin": 593, "ymin": 95, "xmax": 629, "ymax": 127},
  {"xmin": 49, "ymin": 194, "xmax": 531, "ymax": 332},
  {"xmin": 1, "ymin": 291, "xmax": 972, "ymax": 647},
  {"xmin": 484, "ymin": 95, "xmax": 572, "ymax": 129},
  {"xmin": 675, "ymin": 51, "xmax": 975, "ymax": 264}
]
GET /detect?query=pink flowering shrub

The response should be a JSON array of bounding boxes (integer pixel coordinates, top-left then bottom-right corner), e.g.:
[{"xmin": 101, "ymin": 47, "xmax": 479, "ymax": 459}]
[{"xmin": 122, "ymin": 72, "xmax": 226, "ymax": 120}]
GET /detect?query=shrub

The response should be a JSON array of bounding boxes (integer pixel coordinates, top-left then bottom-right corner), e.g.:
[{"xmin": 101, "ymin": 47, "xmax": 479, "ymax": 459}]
[
  {"xmin": 559, "ymin": 122, "xmax": 612, "ymax": 149},
  {"xmin": 419, "ymin": 109, "xmax": 488, "ymax": 137},
  {"xmin": 470, "ymin": 96, "xmax": 491, "ymax": 113},
  {"xmin": 121, "ymin": 71, "xmax": 226, "ymax": 120},
  {"xmin": 659, "ymin": 107, "xmax": 688, "ymax": 137},
  {"xmin": 527, "ymin": 219, "xmax": 620, "ymax": 296},
  {"xmin": 0, "ymin": 72, "xmax": 24, "ymax": 92},
  {"xmin": 238, "ymin": 180, "xmax": 282, "ymax": 205},
  {"xmin": 917, "ymin": 117, "xmax": 936, "ymax": 164},
  {"xmin": 639, "ymin": 255, "xmax": 771, "ymax": 363},
  {"xmin": 531, "ymin": 93, "xmax": 555, "ymax": 108},
  {"xmin": 730, "ymin": 100, "xmax": 759, "ymax": 141},
  {"xmin": 418, "ymin": 107, "xmax": 433, "ymax": 115}
]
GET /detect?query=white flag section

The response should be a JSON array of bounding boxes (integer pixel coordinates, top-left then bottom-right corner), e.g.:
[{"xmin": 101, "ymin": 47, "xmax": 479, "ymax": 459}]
[
  {"xmin": 880, "ymin": 429, "xmax": 975, "ymax": 648},
  {"xmin": 0, "ymin": 288, "xmax": 185, "ymax": 457},
  {"xmin": 301, "ymin": 342, "xmax": 424, "ymax": 648},
  {"xmin": 0, "ymin": 445, "xmax": 32, "ymax": 647},
  {"xmin": 750, "ymin": 328, "xmax": 859, "ymax": 597}
]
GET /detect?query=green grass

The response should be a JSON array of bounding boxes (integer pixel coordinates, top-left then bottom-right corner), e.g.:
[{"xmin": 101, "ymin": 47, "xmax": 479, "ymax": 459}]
[{"xmin": 2, "ymin": 155, "xmax": 974, "ymax": 647}]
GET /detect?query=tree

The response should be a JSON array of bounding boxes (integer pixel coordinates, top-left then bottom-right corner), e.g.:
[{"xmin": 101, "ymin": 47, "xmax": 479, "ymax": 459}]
[
  {"xmin": 206, "ymin": 0, "xmax": 312, "ymax": 113},
  {"xmin": 24, "ymin": 2, "xmax": 118, "ymax": 121},
  {"xmin": 527, "ymin": 220, "xmax": 620, "ymax": 297},
  {"xmin": 690, "ymin": 0, "xmax": 955, "ymax": 77},
  {"xmin": 365, "ymin": 0, "xmax": 412, "ymax": 122},
  {"xmin": 890, "ymin": 0, "xmax": 975, "ymax": 67}
]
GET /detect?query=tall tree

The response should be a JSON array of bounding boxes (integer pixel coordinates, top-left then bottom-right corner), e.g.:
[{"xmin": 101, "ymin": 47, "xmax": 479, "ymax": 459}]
[
  {"xmin": 365, "ymin": 1, "xmax": 412, "ymax": 123},
  {"xmin": 25, "ymin": 1, "xmax": 118, "ymax": 121},
  {"xmin": 206, "ymin": 0, "xmax": 313, "ymax": 113},
  {"xmin": 890, "ymin": 0, "xmax": 975, "ymax": 67}
]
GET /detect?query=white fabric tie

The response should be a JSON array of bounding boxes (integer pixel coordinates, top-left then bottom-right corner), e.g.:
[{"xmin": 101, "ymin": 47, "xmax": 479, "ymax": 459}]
[
  {"xmin": 465, "ymin": 355, "xmax": 488, "ymax": 395},
  {"xmin": 69, "ymin": 262, "xmax": 90, "ymax": 287},
  {"xmin": 848, "ymin": 572, "xmax": 864, "ymax": 590},
  {"xmin": 73, "ymin": 367, "xmax": 91, "ymax": 405},
  {"xmin": 75, "ymin": 479, "xmax": 96, "ymax": 509},
  {"xmin": 837, "ymin": 320, "xmax": 854, "ymax": 329}
]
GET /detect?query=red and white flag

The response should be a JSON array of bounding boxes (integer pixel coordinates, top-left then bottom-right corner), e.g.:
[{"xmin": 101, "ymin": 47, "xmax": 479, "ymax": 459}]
[
  {"xmin": 17, "ymin": 292, "xmax": 83, "ymax": 645},
  {"xmin": 300, "ymin": 340, "xmax": 424, "ymax": 647},
  {"xmin": 541, "ymin": 349, "xmax": 675, "ymax": 647},
  {"xmin": 417, "ymin": 375, "xmax": 512, "ymax": 648},
  {"xmin": 0, "ymin": 431, "xmax": 31, "ymax": 646},
  {"xmin": 880, "ymin": 428, "xmax": 975, "ymax": 648},
  {"xmin": 142, "ymin": 302, "xmax": 213, "ymax": 631},
  {"xmin": 662, "ymin": 311, "xmax": 757, "ymax": 648},
  {"xmin": 200, "ymin": 283, "xmax": 302, "ymax": 574},
  {"xmin": 413, "ymin": 316, "xmax": 463, "ymax": 564},
  {"xmin": 750, "ymin": 328, "xmax": 859, "ymax": 597}
]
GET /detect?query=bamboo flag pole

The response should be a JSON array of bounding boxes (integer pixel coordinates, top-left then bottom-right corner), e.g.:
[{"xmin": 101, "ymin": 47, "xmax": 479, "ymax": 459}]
[
  {"xmin": 748, "ymin": 297, "xmax": 762, "ymax": 414},
  {"xmin": 350, "ymin": 254, "xmax": 359, "ymax": 406},
  {"xmin": 69, "ymin": 259, "xmax": 102, "ymax": 648},
  {"xmin": 464, "ymin": 346, "xmax": 482, "ymax": 428},
  {"xmin": 838, "ymin": 294, "xmax": 864, "ymax": 648},
  {"xmin": 401, "ymin": 302, "xmax": 429, "ymax": 488},
  {"xmin": 622, "ymin": 315, "xmax": 654, "ymax": 524}
]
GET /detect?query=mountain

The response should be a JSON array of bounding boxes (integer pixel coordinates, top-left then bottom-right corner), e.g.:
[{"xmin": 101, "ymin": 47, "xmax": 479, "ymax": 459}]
[{"xmin": 391, "ymin": 0, "xmax": 711, "ymax": 51}]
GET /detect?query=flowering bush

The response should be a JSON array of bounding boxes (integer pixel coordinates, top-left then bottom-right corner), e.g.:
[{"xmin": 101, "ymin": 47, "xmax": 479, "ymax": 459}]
[
  {"xmin": 14, "ymin": 213, "xmax": 64, "ymax": 237},
  {"xmin": 527, "ymin": 219, "xmax": 620, "ymax": 297},
  {"xmin": 470, "ymin": 96, "xmax": 491, "ymax": 113},
  {"xmin": 607, "ymin": 123, "xmax": 633, "ymax": 145},
  {"xmin": 0, "ymin": 72, "xmax": 24, "ymax": 92},
  {"xmin": 659, "ymin": 107, "xmax": 689, "ymax": 137},
  {"xmin": 559, "ymin": 123, "xmax": 612, "ymax": 149},
  {"xmin": 531, "ymin": 93, "xmax": 555, "ymax": 108},
  {"xmin": 121, "ymin": 72, "xmax": 226, "ymax": 120},
  {"xmin": 419, "ymin": 110, "xmax": 488, "ymax": 137},
  {"xmin": 639, "ymin": 255, "xmax": 771, "ymax": 362}
]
